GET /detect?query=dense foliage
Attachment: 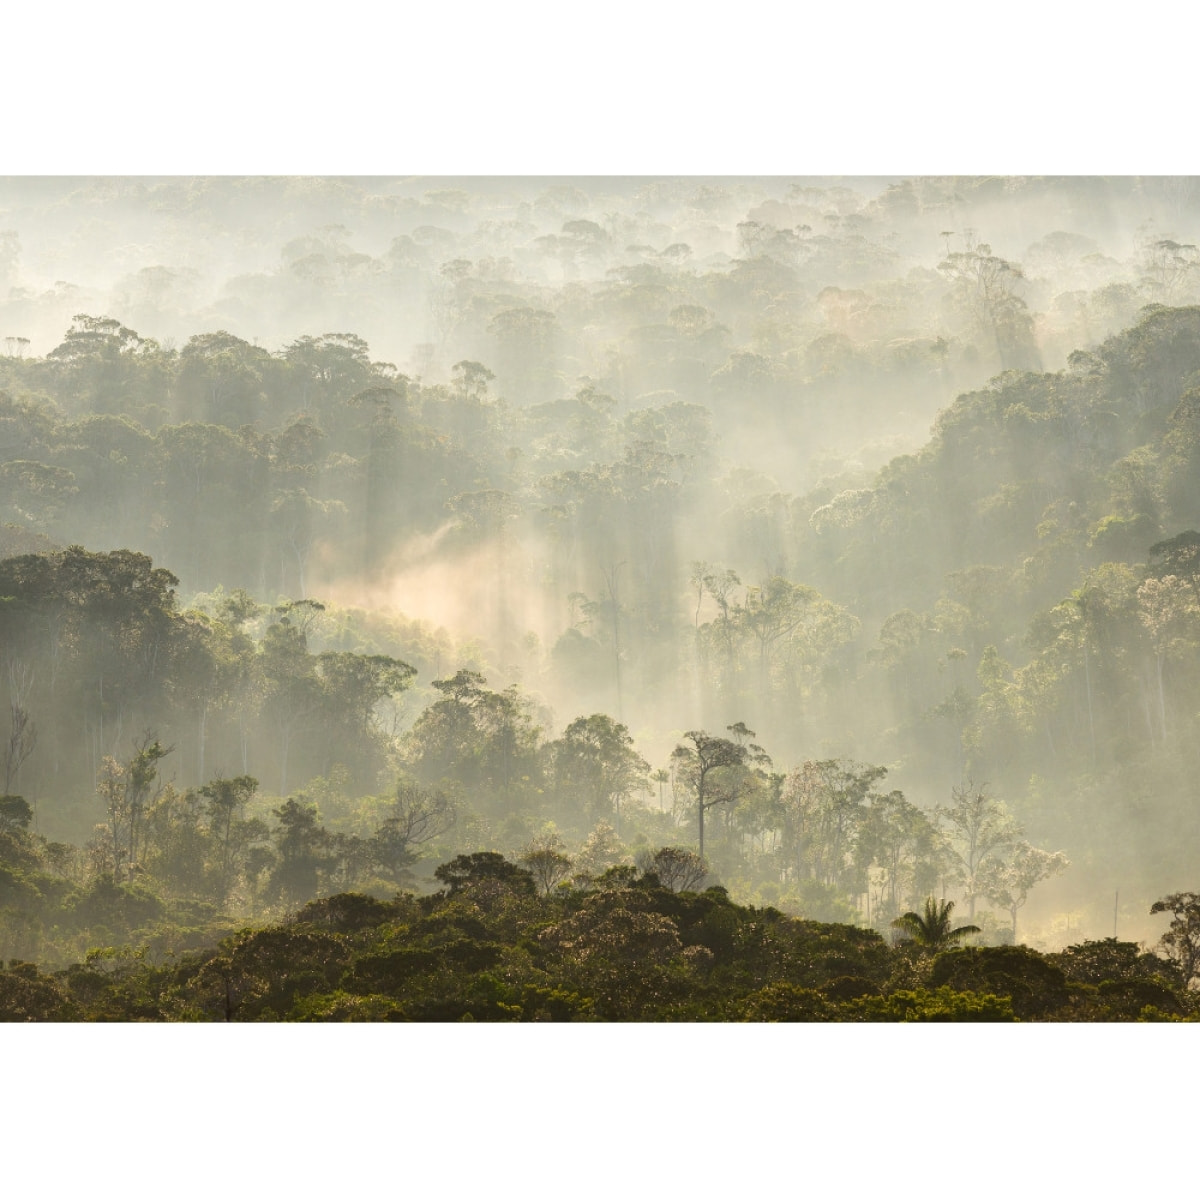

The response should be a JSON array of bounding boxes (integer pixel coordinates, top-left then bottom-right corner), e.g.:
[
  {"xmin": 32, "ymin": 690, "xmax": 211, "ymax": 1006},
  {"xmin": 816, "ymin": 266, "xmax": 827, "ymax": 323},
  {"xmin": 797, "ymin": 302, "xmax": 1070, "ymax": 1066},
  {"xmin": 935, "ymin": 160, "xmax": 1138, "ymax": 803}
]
[
  {"xmin": 4, "ymin": 176, "xmax": 1200, "ymax": 1017},
  {"xmin": 1, "ymin": 863, "xmax": 1192, "ymax": 1021}
]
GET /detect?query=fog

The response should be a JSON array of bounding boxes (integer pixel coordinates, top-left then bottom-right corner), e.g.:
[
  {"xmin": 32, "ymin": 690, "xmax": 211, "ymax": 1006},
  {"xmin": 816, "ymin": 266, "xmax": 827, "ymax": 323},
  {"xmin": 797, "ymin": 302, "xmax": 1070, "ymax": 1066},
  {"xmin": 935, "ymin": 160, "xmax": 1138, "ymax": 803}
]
[{"xmin": 4, "ymin": 174, "xmax": 1200, "ymax": 966}]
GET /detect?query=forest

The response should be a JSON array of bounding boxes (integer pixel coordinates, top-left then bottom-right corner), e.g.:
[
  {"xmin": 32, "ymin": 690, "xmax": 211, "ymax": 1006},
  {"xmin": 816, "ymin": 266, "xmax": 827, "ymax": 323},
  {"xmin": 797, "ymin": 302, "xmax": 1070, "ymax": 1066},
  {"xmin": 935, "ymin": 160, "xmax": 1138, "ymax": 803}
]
[{"xmin": 3, "ymin": 174, "xmax": 1200, "ymax": 1020}]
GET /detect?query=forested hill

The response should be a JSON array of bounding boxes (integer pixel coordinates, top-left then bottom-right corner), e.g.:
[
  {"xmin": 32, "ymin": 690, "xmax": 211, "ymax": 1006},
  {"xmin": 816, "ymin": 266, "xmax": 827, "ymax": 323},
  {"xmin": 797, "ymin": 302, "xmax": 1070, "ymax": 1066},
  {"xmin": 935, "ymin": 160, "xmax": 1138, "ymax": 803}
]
[
  {"xmin": 1, "ymin": 301, "xmax": 1199, "ymax": 965},
  {"xmin": 3, "ymin": 864, "xmax": 1196, "ymax": 1022},
  {"xmin": 4, "ymin": 176, "xmax": 1200, "ymax": 987}
]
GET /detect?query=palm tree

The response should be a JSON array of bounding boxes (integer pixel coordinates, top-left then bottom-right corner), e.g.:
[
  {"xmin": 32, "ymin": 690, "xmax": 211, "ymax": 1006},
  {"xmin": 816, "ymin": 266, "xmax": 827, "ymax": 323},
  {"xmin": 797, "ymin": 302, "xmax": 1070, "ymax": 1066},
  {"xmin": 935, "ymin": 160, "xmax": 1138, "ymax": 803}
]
[{"xmin": 892, "ymin": 897, "xmax": 980, "ymax": 952}]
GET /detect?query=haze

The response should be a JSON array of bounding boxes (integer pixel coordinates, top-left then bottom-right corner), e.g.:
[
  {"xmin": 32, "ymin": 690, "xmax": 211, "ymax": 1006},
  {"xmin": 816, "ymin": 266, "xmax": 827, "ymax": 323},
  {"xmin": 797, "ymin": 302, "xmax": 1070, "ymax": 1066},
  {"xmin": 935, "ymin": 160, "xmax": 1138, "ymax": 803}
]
[{"xmin": 3, "ymin": 174, "xmax": 1200, "ymax": 965}]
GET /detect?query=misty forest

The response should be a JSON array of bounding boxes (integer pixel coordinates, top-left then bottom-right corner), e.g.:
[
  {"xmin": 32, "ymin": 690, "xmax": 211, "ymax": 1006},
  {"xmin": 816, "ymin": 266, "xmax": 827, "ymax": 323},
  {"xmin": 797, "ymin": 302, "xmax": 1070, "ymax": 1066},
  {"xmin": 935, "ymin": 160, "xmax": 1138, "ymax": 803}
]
[{"xmin": 3, "ymin": 174, "xmax": 1200, "ymax": 1021}]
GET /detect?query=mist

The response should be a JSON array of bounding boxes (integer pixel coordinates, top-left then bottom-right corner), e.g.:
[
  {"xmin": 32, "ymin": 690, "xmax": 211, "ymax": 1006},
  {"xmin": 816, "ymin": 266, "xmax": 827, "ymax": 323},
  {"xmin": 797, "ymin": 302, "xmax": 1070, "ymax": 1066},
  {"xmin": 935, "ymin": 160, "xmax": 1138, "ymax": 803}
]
[{"xmin": 4, "ymin": 175, "xmax": 1200, "ymax": 1012}]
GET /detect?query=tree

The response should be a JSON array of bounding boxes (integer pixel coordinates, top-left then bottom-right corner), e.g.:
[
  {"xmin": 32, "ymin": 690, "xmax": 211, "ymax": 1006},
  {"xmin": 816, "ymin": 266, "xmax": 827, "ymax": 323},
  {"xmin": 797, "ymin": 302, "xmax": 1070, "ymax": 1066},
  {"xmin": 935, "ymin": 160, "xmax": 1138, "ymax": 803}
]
[
  {"xmin": 891, "ymin": 897, "xmax": 980, "ymax": 953},
  {"xmin": 433, "ymin": 851, "xmax": 536, "ymax": 896},
  {"xmin": 269, "ymin": 798, "xmax": 329, "ymax": 907},
  {"xmin": 781, "ymin": 759, "xmax": 888, "ymax": 899},
  {"xmin": 445, "ymin": 488, "xmax": 524, "ymax": 643},
  {"xmin": 0, "ymin": 459, "xmax": 78, "ymax": 527},
  {"xmin": 650, "ymin": 768, "xmax": 670, "ymax": 810},
  {"xmin": 670, "ymin": 727, "xmax": 769, "ymax": 861},
  {"xmin": 978, "ymin": 842, "xmax": 1070, "ymax": 941},
  {"xmin": 928, "ymin": 945, "xmax": 1070, "ymax": 1020},
  {"xmin": 184, "ymin": 924, "xmax": 352, "ymax": 1021},
  {"xmin": 859, "ymin": 790, "xmax": 943, "ymax": 923},
  {"xmin": 95, "ymin": 734, "xmax": 172, "ymax": 883},
  {"xmin": 936, "ymin": 782, "xmax": 1021, "ymax": 921},
  {"xmin": 694, "ymin": 565, "xmax": 742, "ymax": 690},
  {"xmin": 739, "ymin": 575, "xmax": 850, "ymax": 693},
  {"xmin": 155, "ymin": 420, "xmax": 264, "ymax": 586},
  {"xmin": 369, "ymin": 780, "xmax": 456, "ymax": 885},
  {"xmin": 1139, "ymin": 238, "xmax": 1200, "ymax": 302},
  {"xmin": 0, "ymin": 961, "xmax": 77, "ymax": 1021},
  {"xmin": 1136, "ymin": 574, "xmax": 1198, "ymax": 742},
  {"xmin": 405, "ymin": 670, "xmax": 543, "ymax": 811},
  {"xmin": 550, "ymin": 713, "xmax": 649, "ymax": 833},
  {"xmin": 574, "ymin": 821, "xmax": 627, "ymax": 880},
  {"xmin": 518, "ymin": 833, "xmax": 574, "ymax": 896},
  {"xmin": 638, "ymin": 846, "xmax": 708, "ymax": 892},
  {"xmin": 158, "ymin": 614, "xmax": 220, "ymax": 787},
  {"xmin": 44, "ymin": 314, "xmax": 151, "ymax": 412},
  {"xmin": 140, "ymin": 782, "xmax": 211, "ymax": 900},
  {"xmin": 260, "ymin": 617, "xmax": 323, "ymax": 795},
  {"xmin": 269, "ymin": 488, "xmax": 346, "ymax": 599},
  {"xmin": 175, "ymin": 331, "xmax": 272, "ymax": 427},
  {"xmin": 1150, "ymin": 892, "xmax": 1200, "ymax": 987},
  {"xmin": 442, "ymin": 361, "xmax": 500, "ymax": 451},
  {"xmin": 487, "ymin": 306, "xmax": 558, "ymax": 402},
  {"xmin": 283, "ymin": 332, "xmax": 376, "ymax": 419},
  {"xmin": 199, "ymin": 775, "xmax": 261, "ymax": 903},
  {"xmin": 937, "ymin": 235, "xmax": 1039, "ymax": 371},
  {"xmin": 3, "ymin": 661, "xmax": 37, "ymax": 794},
  {"xmin": 538, "ymin": 887, "xmax": 686, "ymax": 1019},
  {"xmin": 316, "ymin": 651, "xmax": 416, "ymax": 785},
  {"xmin": 1147, "ymin": 531, "xmax": 1200, "ymax": 602},
  {"xmin": 1053, "ymin": 938, "xmax": 1180, "ymax": 987},
  {"xmin": 0, "ymin": 794, "xmax": 33, "ymax": 834}
]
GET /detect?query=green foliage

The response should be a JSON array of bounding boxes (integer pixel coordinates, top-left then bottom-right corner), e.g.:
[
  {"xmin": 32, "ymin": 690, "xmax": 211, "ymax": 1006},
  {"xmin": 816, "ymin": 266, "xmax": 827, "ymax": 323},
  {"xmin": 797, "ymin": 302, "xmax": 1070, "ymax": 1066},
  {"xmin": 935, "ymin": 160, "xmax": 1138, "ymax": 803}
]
[
  {"xmin": 1052, "ymin": 937, "xmax": 1181, "ymax": 987},
  {"xmin": 405, "ymin": 671, "xmax": 544, "ymax": 814},
  {"xmin": 11, "ymin": 181, "xmax": 1200, "ymax": 1016},
  {"xmin": 1149, "ymin": 892, "xmax": 1200, "ymax": 986},
  {"xmin": 0, "ymin": 850, "xmax": 1180, "ymax": 1022},
  {"xmin": 289, "ymin": 989, "xmax": 408, "ymax": 1021},
  {"xmin": 549, "ymin": 713, "xmax": 649, "ymax": 830},
  {"xmin": 637, "ymin": 846, "xmax": 708, "ymax": 893},
  {"xmin": 891, "ymin": 897, "xmax": 980, "ymax": 952},
  {"xmin": 929, "ymin": 945, "xmax": 1071, "ymax": 1020},
  {"xmin": 731, "ymin": 982, "xmax": 835, "ymax": 1021},
  {"xmin": 847, "ymin": 985, "xmax": 1017, "ymax": 1022},
  {"xmin": 433, "ymin": 851, "xmax": 536, "ymax": 897},
  {"xmin": 0, "ymin": 960, "xmax": 77, "ymax": 1021}
]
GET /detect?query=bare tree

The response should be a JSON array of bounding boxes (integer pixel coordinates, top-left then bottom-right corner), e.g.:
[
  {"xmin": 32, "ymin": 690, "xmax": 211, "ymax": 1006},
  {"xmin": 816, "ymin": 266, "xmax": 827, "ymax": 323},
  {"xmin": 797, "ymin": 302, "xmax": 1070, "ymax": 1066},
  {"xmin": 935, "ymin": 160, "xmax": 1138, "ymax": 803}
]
[
  {"xmin": 4, "ymin": 702, "xmax": 36, "ymax": 795},
  {"xmin": 369, "ymin": 780, "xmax": 456, "ymax": 885},
  {"xmin": 3, "ymin": 661, "xmax": 37, "ymax": 794}
]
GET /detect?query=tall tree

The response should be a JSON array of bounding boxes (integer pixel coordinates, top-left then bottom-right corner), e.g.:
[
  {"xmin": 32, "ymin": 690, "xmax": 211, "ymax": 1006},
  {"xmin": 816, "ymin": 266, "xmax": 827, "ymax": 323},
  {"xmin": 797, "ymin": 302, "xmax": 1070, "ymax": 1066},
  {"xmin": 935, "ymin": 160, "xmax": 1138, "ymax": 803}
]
[
  {"xmin": 936, "ymin": 782, "xmax": 1021, "ymax": 921},
  {"xmin": 269, "ymin": 798, "xmax": 329, "ymax": 907},
  {"xmin": 938, "ymin": 235, "xmax": 1039, "ymax": 371},
  {"xmin": 200, "ymin": 775, "xmax": 262, "ymax": 903},
  {"xmin": 671, "ymin": 726, "xmax": 769, "ymax": 861},
  {"xmin": 978, "ymin": 842, "xmax": 1069, "ymax": 940},
  {"xmin": 1150, "ymin": 892, "xmax": 1200, "ymax": 987},
  {"xmin": 549, "ymin": 713, "xmax": 649, "ymax": 834}
]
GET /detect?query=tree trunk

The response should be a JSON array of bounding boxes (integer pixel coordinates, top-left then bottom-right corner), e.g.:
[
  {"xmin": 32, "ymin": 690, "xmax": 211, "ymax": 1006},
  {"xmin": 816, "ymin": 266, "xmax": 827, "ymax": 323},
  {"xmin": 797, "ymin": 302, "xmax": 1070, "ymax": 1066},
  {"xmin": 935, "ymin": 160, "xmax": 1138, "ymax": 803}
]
[
  {"xmin": 197, "ymin": 702, "xmax": 208, "ymax": 786},
  {"xmin": 280, "ymin": 724, "xmax": 290, "ymax": 796},
  {"xmin": 1156, "ymin": 652, "xmax": 1167, "ymax": 742},
  {"xmin": 1083, "ymin": 645, "xmax": 1096, "ymax": 767}
]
